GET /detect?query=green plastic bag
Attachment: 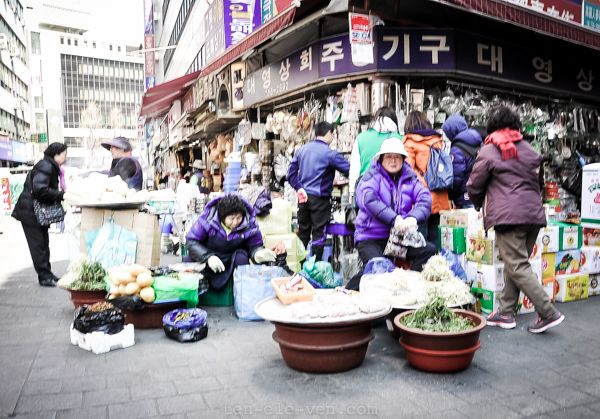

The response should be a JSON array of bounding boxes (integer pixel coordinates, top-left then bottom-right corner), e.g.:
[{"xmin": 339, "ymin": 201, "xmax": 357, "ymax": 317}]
[
  {"xmin": 152, "ymin": 273, "xmax": 200, "ymax": 308},
  {"xmin": 301, "ymin": 256, "xmax": 339, "ymax": 288}
]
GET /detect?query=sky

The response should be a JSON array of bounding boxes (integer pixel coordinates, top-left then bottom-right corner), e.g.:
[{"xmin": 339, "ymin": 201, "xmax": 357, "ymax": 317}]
[{"xmin": 84, "ymin": 0, "xmax": 145, "ymax": 46}]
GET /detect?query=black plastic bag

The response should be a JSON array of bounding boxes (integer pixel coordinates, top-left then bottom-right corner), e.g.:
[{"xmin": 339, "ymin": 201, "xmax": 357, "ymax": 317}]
[
  {"xmin": 562, "ymin": 168, "xmax": 582, "ymax": 198},
  {"xmin": 163, "ymin": 324, "xmax": 208, "ymax": 343},
  {"xmin": 73, "ymin": 306, "xmax": 124, "ymax": 335},
  {"xmin": 109, "ymin": 295, "xmax": 145, "ymax": 312}
]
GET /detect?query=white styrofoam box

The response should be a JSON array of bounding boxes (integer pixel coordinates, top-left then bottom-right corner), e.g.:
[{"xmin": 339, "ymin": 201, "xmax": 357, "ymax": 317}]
[
  {"xmin": 581, "ymin": 163, "xmax": 600, "ymax": 229},
  {"xmin": 466, "ymin": 262, "xmax": 504, "ymax": 291},
  {"xmin": 590, "ymin": 274, "xmax": 600, "ymax": 296},
  {"xmin": 537, "ymin": 225, "xmax": 560, "ymax": 254},
  {"xmin": 580, "ymin": 246, "xmax": 600, "ymax": 275},
  {"xmin": 439, "ymin": 208, "xmax": 483, "ymax": 234},
  {"xmin": 70, "ymin": 324, "xmax": 135, "ymax": 354}
]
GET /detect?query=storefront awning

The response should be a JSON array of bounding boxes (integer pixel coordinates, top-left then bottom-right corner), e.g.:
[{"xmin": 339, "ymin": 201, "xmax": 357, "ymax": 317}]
[
  {"xmin": 139, "ymin": 70, "xmax": 201, "ymax": 119},
  {"xmin": 200, "ymin": 6, "xmax": 297, "ymax": 76},
  {"xmin": 430, "ymin": 0, "xmax": 600, "ymax": 50}
]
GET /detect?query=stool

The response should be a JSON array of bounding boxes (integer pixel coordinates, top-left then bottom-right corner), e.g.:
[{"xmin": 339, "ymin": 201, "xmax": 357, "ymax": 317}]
[
  {"xmin": 326, "ymin": 223, "xmax": 354, "ymax": 272},
  {"xmin": 306, "ymin": 242, "xmax": 333, "ymax": 264}
]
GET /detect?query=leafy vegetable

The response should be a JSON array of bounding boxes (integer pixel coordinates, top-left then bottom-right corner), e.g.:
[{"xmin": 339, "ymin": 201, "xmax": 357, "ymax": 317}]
[
  {"xmin": 401, "ymin": 297, "xmax": 474, "ymax": 332},
  {"xmin": 69, "ymin": 261, "xmax": 108, "ymax": 291}
]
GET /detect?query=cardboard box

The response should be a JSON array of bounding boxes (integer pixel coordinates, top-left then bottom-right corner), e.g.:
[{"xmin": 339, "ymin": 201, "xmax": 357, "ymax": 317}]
[
  {"xmin": 439, "ymin": 208, "xmax": 483, "ymax": 233},
  {"xmin": 537, "ymin": 226, "xmax": 560, "ymax": 253},
  {"xmin": 542, "ymin": 277, "xmax": 556, "ymax": 302},
  {"xmin": 79, "ymin": 207, "xmax": 160, "ymax": 267},
  {"xmin": 256, "ymin": 198, "xmax": 292, "ymax": 236},
  {"xmin": 542, "ymin": 250, "xmax": 581, "ymax": 279},
  {"xmin": 580, "ymin": 246, "xmax": 600, "ymax": 274},
  {"xmin": 583, "ymin": 228, "xmax": 600, "ymax": 247},
  {"xmin": 466, "ymin": 262, "xmax": 504, "ymax": 291},
  {"xmin": 549, "ymin": 221, "xmax": 583, "ymax": 251},
  {"xmin": 581, "ymin": 163, "xmax": 600, "ymax": 229},
  {"xmin": 589, "ymin": 274, "xmax": 600, "ymax": 297},
  {"xmin": 471, "ymin": 287, "xmax": 499, "ymax": 315},
  {"xmin": 466, "ymin": 236, "xmax": 498, "ymax": 265},
  {"xmin": 555, "ymin": 273, "xmax": 589, "ymax": 302},
  {"xmin": 264, "ymin": 233, "xmax": 301, "ymax": 259},
  {"xmin": 438, "ymin": 226, "xmax": 466, "ymax": 254}
]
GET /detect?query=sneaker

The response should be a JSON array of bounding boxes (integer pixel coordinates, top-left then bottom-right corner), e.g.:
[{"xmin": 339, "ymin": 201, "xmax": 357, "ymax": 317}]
[
  {"xmin": 486, "ymin": 311, "xmax": 516, "ymax": 329},
  {"xmin": 528, "ymin": 311, "xmax": 565, "ymax": 334},
  {"xmin": 38, "ymin": 277, "xmax": 56, "ymax": 287}
]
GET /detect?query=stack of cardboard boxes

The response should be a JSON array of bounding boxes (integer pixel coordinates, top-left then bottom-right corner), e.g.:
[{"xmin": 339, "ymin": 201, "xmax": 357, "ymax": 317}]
[
  {"xmin": 257, "ymin": 198, "xmax": 306, "ymax": 272},
  {"xmin": 438, "ymin": 208, "xmax": 600, "ymax": 313}
]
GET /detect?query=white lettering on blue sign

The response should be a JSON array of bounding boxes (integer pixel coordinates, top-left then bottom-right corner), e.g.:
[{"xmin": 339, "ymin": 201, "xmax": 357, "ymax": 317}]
[
  {"xmin": 321, "ymin": 41, "xmax": 344, "ymax": 72},
  {"xmin": 419, "ymin": 35, "xmax": 450, "ymax": 65},
  {"xmin": 532, "ymin": 57, "xmax": 553, "ymax": 83},
  {"xmin": 477, "ymin": 43, "xmax": 503, "ymax": 74},
  {"xmin": 300, "ymin": 47, "xmax": 312, "ymax": 72},
  {"xmin": 577, "ymin": 69, "xmax": 594, "ymax": 92},
  {"xmin": 262, "ymin": 67, "xmax": 271, "ymax": 89},
  {"xmin": 279, "ymin": 58, "xmax": 290, "ymax": 82}
]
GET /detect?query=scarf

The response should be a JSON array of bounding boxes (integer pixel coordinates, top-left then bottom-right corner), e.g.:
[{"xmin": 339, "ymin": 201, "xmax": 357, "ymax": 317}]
[
  {"xmin": 485, "ymin": 128, "xmax": 523, "ymax": 160},
  {"xmin": 371, "ymin": 116, "xmax": 398, "ymax": 133}
]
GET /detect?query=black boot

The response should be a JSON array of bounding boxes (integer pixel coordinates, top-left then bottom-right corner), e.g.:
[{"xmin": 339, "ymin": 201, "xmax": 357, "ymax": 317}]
[{"xmin": 39, "ymin": 277, "xmax": 56, "ymax": 287}]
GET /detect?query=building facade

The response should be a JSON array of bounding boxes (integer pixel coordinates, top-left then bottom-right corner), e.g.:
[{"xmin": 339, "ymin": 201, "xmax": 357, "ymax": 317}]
[
  {"xmin": 0, "ymin": 0, "xmax": 31, "ymax": 166},
  {"xmin": 25, "ymin": 0, "xmax": 144, "ymax": 168}
]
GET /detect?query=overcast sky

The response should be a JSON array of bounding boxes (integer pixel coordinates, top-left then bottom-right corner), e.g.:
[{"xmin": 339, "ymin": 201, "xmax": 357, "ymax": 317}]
[{"xmin": 85, "ymin": 0, "xmax": 145, "ymax": 45}]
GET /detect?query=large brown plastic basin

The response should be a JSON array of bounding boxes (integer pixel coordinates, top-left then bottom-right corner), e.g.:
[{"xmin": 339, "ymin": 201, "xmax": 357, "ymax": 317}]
[
  {"xmin": 394, "ymin": 309, "xmax": 486, "ymax": 351},
  {"xmin": 271, "ymin": 321, "xmax": 375, "ymax": 373},
  {"xmin": 69, "ymin": 290, "xmax": 107, "ymax": 309}
]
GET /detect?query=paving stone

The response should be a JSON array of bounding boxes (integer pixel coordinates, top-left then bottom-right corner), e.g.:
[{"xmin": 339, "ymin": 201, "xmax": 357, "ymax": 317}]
[
  {"xmin": 202, "ymin": 388, "xmax": 255, "ymax": 410},
  {"xmin": 13, "ymin": 413, "xmax": 57, "ymax": 419},
  {"xmin": 130, "ymin": 381, "xmax": 177, "ymax": 400},
  {"xmin": 547, "ymin": 406, "xmax": 600, "ymax": 419},
  {"xmin": 539, "ymin": 385, "xmax": 599, "ymax": 408},
  {"xmin": 56, "ymin": 406, "xmax": 107, "ymax": 419},
  {"xmin": 16, "ymin": 393, "xmax": 82, "ymax": 413},
  {"xmin": 22, "ymin": 379, "xmax": 62, "ymax": 396},
  {"xmin": 497, "ymin": 394, "xmax": 560, "ymax": 417},
  {"xmin": 61, "ymin": 376, "xmax": 106, "ymax": 393},
  {"xmin": 156, "ymin": 393, "xmax": 206, "ymax": 416},
  {"xmin": 83, "ymin": 388, "xmax": 131, "ymax": 407},
  {"xmin": 108, "ymin": 400, "xmax": 158, "ymax": 419},
  {"xmin": 173, "ymin": 377, "xmax": 222, "ymax": 395}
]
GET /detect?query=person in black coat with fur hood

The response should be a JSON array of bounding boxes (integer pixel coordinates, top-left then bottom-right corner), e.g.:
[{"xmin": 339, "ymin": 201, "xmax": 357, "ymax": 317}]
[{"xmin": 12, "ymin": 142, "xmax": 67, "ymax": 287}]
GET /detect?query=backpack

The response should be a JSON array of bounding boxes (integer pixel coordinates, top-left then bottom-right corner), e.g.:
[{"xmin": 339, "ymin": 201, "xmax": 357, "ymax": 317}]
[{"xmin": 423, "ymin": 143, "xmax": 453, "ymax": 191}]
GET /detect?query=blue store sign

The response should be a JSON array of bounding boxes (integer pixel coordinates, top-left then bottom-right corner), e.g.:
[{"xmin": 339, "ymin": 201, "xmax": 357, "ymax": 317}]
[{"xmin": 243, "ymin": 27, "xmax": 600, "ymax": 106}]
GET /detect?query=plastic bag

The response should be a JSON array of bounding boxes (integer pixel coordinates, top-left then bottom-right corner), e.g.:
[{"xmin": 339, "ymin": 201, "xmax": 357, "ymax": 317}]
[
  {"xmin": 73, "ymin": 304, "xmax": 124, "ymax": 335},
  {"xmin": 384, "ymin": 226, "xmax": 426, "ymax": 258},
  {"xmin": 85, "ymin": 219, "xmax": 137, "ymax": 270},
  {"xmin": 153, "ymin": 273, "xmax": 200, "ymax": 308},
  {"xmin": 233, "ymin": 265, "xmax": 288, "ymax": 321},
  {"xmin": 301, "ymin": 257, "xmax": 340, "ymax": 288},
  {"xmin": 441, "ymin": 249, "xmax": 468, "ymax": 283},
  {"xmin": 363, "ymin": 257, "xmax": 395, "ymax": 275},
  {"xmin": 109, "ymin": 295, "xmax": 145, "ymax": 312},
  {"xmin": 340, "ymin": 249, "xmax": 362, "ymax": 282},
  {"xmin": 162, "ymin": 308, "xmax": 208, "ymax": 343}
]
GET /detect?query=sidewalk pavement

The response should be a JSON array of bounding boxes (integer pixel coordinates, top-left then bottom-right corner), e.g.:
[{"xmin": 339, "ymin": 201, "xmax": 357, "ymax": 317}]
[{"xmin": 1, "ymin": 218, "xmax": 600, "ymax": 419}]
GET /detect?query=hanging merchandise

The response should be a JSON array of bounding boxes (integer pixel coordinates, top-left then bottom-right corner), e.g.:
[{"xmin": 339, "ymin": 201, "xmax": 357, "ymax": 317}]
[
  {"xmin": 341, "ymin": 84, "xmax": 359, "ymax": 123},
  {"xmin": 372, "ymin": 79, "xmax": 392, "ymax": 111},
  {"xmin": 252, "ymin": 122, "xmax": 266, "ymax": 140},
  {"xmin": 238, "ymin": 119, "xmax": 252, "ymax": 146}
]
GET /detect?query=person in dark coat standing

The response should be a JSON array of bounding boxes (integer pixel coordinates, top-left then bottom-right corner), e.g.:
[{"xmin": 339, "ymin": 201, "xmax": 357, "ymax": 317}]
[
  {"xmin": 287, "ymin": 121, "xmax": 350, "ymax": 261},
  {"xmin": 442, "ymin": 114, "xmax": 482, "ymax": 209},
  {"xmin": 467, "ymin": 106, "xmax": 564, "ymax": 334},
  {"xmin": 185, "ymin": 194, "xmax": 276, "ymax": 290},
  {"xmin": 12, "ymin": 142, "xmax": 67, "ymax": 287},
  {"xmin": 101, "ymin": 137, "xmax": 143, "ymax": 191}
]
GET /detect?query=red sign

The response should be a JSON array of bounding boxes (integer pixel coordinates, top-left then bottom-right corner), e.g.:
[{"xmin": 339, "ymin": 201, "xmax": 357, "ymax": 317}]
[
  {"xmin": 1, "ymin": 177, "xmax": 10, "ymax": 211},
  {"xmin": 501, "ymin": 0, "xmax": 583, "ymax": 25}
]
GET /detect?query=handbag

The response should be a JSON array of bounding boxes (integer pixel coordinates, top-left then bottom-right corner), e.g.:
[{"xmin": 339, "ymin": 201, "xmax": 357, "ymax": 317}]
[{"xmin": 29, "ymin": 169, "xmax": 65, "ymax": 227}]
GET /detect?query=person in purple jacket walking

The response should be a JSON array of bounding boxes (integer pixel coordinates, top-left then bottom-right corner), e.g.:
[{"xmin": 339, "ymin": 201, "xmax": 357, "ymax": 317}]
[
  {"xmin": 442, "ymin": 114, "xmax": 482, "ymax": 209},
  {"xmin": 186, "ymin": 194, "xmax": 276, "ymax": 290},
  {"xmin": 467, "ymin": 106, "xmax": 564, "ymax": 333},
  {"xmin": 346, "ymin": 137, "xmax": 437, "ymax": 290}
]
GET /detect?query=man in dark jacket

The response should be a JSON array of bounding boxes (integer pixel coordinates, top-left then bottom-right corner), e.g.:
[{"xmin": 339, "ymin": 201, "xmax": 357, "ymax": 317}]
[
  {"xmin": 442, "ymin": 114, "xmax": 482, "ymax": 208},
  {"xmin": 101, "ymin": 137, "xmax": 143, "ymax": 191},
  {"xmin": 467, "ymin": 106, "xmax": 564, "ymax": 334},
  {"xmin": 185, "ymin": 194, "xmax": 276, "ymax": 290},
  {"xmin": 287, "ymin": 122, "xmax": 350, "ymax": 261}
]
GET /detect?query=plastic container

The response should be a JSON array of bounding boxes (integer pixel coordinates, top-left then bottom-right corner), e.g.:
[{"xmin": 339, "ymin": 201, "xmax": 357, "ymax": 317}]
[
  {"xmin": 198, "ymin": 278, "xmax": 234, "ymax": 306},
  {"xmin": 271, "ymin": 277, "xmax": 315, "ymax": 305},
  {"xmin": 70, "ymin": 323, "xmax": 135, "ymax": 354}
]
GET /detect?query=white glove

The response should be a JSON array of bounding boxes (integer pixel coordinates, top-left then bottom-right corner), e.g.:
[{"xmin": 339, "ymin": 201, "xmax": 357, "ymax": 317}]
[
  {"xmin": 254, "ymin": 248, "xmax": 277, "ymax": 263},
  {"xmin": 207, "ymin": 255, "xmax": 225, "ymax": 273},
  {"xmin": 394, "ymin": 216, "xmax": 418, "ymax": 233}
]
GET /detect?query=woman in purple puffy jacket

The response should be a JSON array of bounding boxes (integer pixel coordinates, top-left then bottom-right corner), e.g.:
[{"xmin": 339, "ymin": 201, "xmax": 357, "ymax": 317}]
[{"xmin": 346, "ymin": 138, "xmax": 436, "ymax": 290}]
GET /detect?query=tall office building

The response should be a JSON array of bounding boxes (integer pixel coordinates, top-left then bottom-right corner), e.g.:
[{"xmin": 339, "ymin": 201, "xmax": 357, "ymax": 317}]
[
  {"xmin": 25, "ymin": 0, "xmax": 144, "ymax": 168},
  {"xmin": 0, "ymin": 0, "xmax": 31, "ymax": 166}
]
